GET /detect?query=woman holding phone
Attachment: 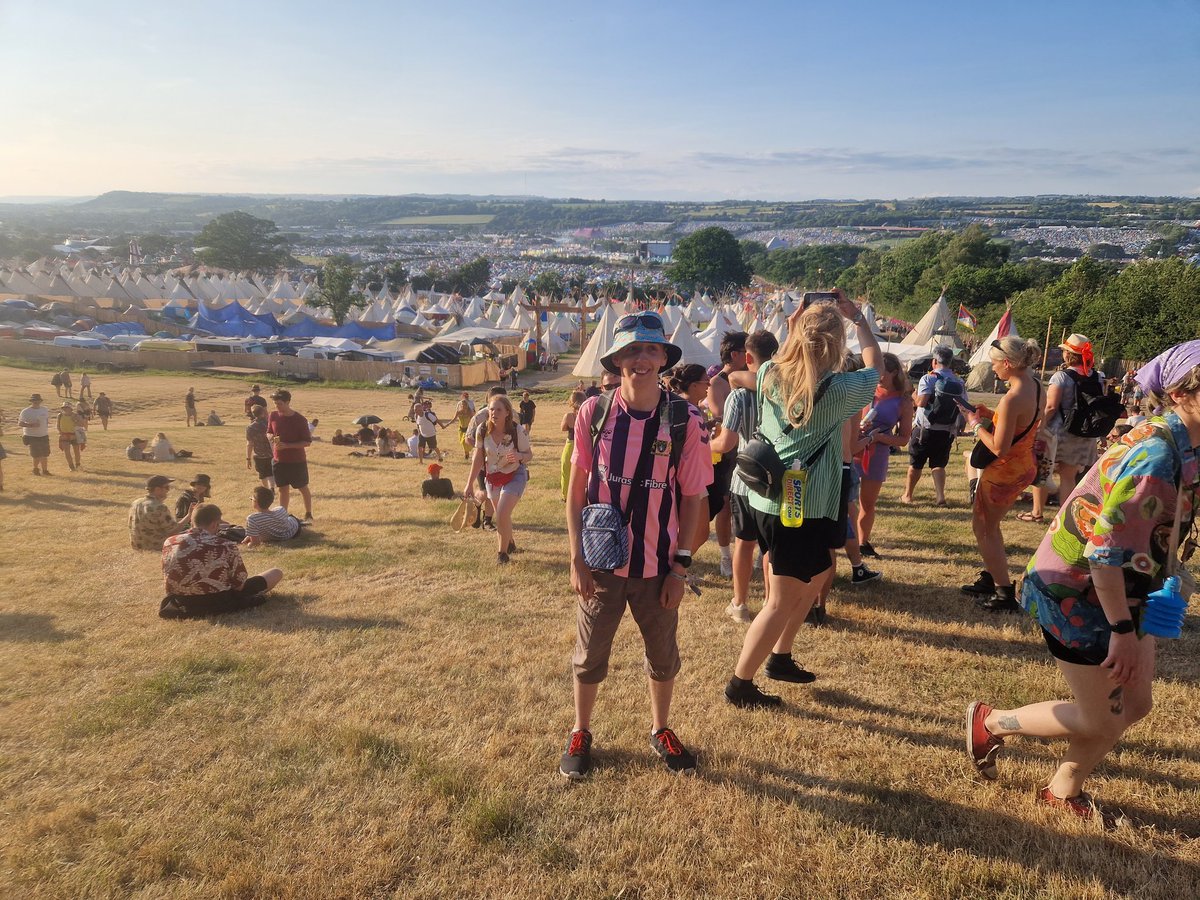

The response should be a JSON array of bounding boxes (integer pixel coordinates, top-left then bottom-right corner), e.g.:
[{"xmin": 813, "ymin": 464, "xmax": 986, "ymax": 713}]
[{"xmin": 724, "ymin": 291, "xmax": 884, "ymax": 709}]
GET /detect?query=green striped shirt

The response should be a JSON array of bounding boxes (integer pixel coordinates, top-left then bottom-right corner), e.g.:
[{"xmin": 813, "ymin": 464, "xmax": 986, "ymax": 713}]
[{"xmin": 748, "ymin": 361, "xmax": 880, "ymax": 519}]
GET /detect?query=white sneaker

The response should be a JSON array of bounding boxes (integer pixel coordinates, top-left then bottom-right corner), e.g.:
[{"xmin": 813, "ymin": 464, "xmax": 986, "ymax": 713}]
[
  {"xmin": 719, "ymin": 556, "xmax": 733, "ymax": 578},
  {"xmin": 725, "ymin": 602, "xmax": 754, "ymax": 623}
]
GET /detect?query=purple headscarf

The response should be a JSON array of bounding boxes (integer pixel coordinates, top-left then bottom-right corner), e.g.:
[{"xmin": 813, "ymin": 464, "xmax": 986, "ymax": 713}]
[{"xmin": 1136, "ymin": 339, "xmax": 1200, "ymax": 396}]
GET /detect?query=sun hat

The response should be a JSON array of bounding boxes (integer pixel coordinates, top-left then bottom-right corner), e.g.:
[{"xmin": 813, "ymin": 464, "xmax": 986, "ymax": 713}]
[
  {"xmin": 1059, "ymin": 333, "xmax": 1094, "ymax": 374},
  {"xmin": 599, "ymin": 311, "xmax": 682, "ymax": 375},
  {"xmin": 190, "ymin": 474, "xmax": 212, "ymax": 488},
  {"xmin": 146, "ymin": 475, "xmax": 174, "ymax": 490},
  {"xmin": 29, "ymin": 393, "xmax": 43, "ymax": 402}
]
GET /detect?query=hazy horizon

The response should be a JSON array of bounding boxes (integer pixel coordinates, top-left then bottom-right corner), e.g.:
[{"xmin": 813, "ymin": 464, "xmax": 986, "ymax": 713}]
[{"xmin": 2, "ymin": 1, "xmax": 1197, "ymax": 200}]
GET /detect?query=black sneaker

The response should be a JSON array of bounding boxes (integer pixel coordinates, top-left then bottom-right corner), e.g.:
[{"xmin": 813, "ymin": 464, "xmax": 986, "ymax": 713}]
[
  {"xmin": 725, "ymin": 678, "xmax": 784, "ymax": 708},
  {"xmin": 980, "ymin": 586, "xmax": 1020, "ymax": 613},
  {"xmin": 805, "ymin": 604, "xmax": 827, "ymax": 627},
  {"xmin": 961, "ymin": 570, "xmax": 995, "ymax": 596},
  {"xmin": 559, "ymin": 728, "xmax": 592, "ymax": 780},
  {"xmin": 860, "ymin": 540, "xmax": 880, "ymax": 559},
  {"xmin": 764, "ymin": 654, "xmax": 817, "ymax": 684},
  {"xmin": 650, "ymin": 728, "xmax": 697, "ymax": 775},
  {"xmin": 482, "ymin": 518, "xmax": 496, "ymax": 532},
  {"xmin": 507, "ymin": 540, "xmax": 517, "ymax": 554},
  {"xmin": 851, "ymin": 564, "xmax": 882, "ymax": 585},
  {"xmin": 497, "ymin": 551, "xmax": 510, "ymax": 565}
]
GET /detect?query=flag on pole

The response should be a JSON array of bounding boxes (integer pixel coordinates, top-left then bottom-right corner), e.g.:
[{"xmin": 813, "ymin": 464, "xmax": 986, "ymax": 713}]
[
  {"xmin": 957, "ymin": 303, "xmax": 977, "ymax": 332},
  {"xmin": 995, "ymin": 307, "xmax": 1013, "ymax": 339}
]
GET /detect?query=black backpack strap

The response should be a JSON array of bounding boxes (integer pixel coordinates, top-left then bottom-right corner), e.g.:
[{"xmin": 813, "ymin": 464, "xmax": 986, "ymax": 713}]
[
  {"xmin": 667, "ymin": 396, "xmax": 691, "ymax": 476},
  {"xmin": 586, "ymin": 392, "xmax": 615, "ymax": 506}
]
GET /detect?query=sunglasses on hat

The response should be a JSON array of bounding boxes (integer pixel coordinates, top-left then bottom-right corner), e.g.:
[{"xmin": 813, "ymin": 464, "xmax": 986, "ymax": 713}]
[{"xmin": 616, "ymin": 313, "xmax": 665, "ymax": 333}]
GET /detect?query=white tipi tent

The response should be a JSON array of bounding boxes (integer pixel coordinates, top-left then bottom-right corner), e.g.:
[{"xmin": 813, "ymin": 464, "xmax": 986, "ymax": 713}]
[
  {"xmin": 670, "ymin": 317, "xmax": 719, "ymax": 368},
  {"xmin": 572, "ymin": 302, "xmax": 619, "ymax": 377}
]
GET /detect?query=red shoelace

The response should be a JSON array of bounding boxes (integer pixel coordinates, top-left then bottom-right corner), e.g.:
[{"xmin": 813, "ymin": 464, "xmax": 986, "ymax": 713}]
[
  {"xmin": 567, "ymin": 730, "xmax": 590, "ymax": 756},
  {"xmin": 655, "ymin": 728, "xmax": 683, "ymax": 755}
]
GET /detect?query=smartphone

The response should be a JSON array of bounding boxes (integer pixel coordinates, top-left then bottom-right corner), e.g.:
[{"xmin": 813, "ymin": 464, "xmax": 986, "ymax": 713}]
[{"xmin": 802, "ymin": 291, "xmax": 838, "ymax": 306}]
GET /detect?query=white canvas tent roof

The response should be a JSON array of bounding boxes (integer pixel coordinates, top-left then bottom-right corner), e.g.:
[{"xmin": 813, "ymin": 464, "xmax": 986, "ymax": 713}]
[
  {"xmin": 969, "ymin": 309, "xmax": 1018, "ymax": 366},
  {"xmin": 669, "ymin": 317, "xmax": 719, "ymax": 368},
  {"xmin": 572, "ymin": 303, "xmax": 619, "ymax": 377},
  {"xmin": 901, "ymin": 294, "xmax": 961, "ymax": 349}
]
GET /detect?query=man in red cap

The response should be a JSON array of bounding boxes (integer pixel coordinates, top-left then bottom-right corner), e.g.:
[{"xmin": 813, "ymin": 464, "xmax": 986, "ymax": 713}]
[{"xmin": 1022, "ymin": 334, "xmax": 1106, "ymax": 523}]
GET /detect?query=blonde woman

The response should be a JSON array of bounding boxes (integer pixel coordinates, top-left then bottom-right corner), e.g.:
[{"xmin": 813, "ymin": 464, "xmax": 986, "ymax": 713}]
[
  {"xmin": 725, "ymin": 293, "xmax": 883, "ymax": 709},
  {"xmin": 560, "ymin": 390, "xmax": 585, "ymax": 501},
  {"xmin": 465, "ymin": 394, "xmax": 533, "ymax": 564},
  {"xmin": 961, "ymin": 336, "xmax": 1043, "ymax": 612}
]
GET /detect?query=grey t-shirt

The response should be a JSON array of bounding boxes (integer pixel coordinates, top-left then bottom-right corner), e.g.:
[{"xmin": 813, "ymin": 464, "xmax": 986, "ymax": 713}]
[{"xmin": 1049, "ymin": 367, "xmax": 1106, "ymax": 435}]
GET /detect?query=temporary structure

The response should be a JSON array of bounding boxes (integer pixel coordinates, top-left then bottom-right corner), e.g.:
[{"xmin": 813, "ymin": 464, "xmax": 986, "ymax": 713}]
[
  {"xmin": 669, "ymin": 317, "xmax": 719, "ymax": 369},
  {"xmin": 900, "ymin": 293, "xmax": 960, "ymax": 350},
  {"xmin": 967, "ymin": 308, "xmax": 1018, "ymax": 392},
  {"xmin": 572, "ymin": 302, "xmax": 619, "ymax": 376}
]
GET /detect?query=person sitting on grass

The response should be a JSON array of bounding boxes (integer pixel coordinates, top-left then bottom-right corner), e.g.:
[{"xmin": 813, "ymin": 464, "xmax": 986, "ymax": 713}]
[
  {"xmin": 206, "ymin": 410, "xmax": 225, "ymax": 426},
  {"xmin": 129, "ymin": 475, "xmax": 192, "ymax": 550},
  {"xmin": 126, "ymin": 437, "xmax": 152, "ymax": 461},
  {"xmin": 242, "ymin": 486, "xmax": 302, "ymax": 546},
  {"xmin": 160, "ymin": 502, "xmax": 284, "ymax": 619},
  {"xmin": 150, "ymin": 432, "xmax": 192, "ymax": 461},
  {"xmin": 421, "ymin": 462, "xmax": 455, "ymax": 499}
]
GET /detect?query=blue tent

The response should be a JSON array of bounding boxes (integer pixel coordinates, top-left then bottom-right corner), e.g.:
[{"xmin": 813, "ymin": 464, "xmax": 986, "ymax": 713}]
[{"xmin": 194, "ymin": 301, "xmax": 279, "ymax": 337}]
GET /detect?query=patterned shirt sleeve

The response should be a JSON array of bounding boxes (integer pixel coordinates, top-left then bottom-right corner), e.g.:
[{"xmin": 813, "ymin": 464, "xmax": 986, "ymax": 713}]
[{"xmin": 1085, "ymin": 433, "xmax": 1177, "ymax": 575}]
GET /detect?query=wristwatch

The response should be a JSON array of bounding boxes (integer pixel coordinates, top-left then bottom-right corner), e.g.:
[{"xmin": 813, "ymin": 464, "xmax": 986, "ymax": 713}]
[
  {"xmin": 1109, "ymin": 619, "xmax": 1135, "ymax": 634},
  {"xmin": 672, "ymin": 552, "xmax": 693, "ymax": 568}
]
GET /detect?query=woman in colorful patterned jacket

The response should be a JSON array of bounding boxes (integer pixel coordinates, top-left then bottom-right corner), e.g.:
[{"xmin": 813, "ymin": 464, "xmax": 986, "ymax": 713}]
[{"xmin": 965, "ymin": 340, "xmax": 1199, "ymax": 819}]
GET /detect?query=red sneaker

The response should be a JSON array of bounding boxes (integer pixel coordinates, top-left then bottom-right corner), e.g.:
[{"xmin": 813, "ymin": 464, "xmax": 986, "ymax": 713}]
[
  {"xmin": 1037, "ymin": 787, "xmax": 1096, "ymax": 820},
  {"xmin": 966, "ymin": 701, "xmax": 1004, "ymax": 780}
]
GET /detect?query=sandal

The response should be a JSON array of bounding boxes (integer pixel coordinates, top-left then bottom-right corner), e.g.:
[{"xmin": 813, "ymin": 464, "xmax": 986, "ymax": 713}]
[{"xmin": 1016, "ymin": 512, "xmax": 1045, "ymax": 523}]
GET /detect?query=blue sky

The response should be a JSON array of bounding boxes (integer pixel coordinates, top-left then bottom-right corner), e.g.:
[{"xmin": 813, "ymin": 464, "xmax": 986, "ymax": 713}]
[{"xmin": 2, "ymin": 0, "xmax": 1197, "ymax": 200}]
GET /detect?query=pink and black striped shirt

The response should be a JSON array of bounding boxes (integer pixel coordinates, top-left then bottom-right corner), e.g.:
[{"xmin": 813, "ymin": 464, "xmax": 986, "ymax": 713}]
[{"xmin": 572, "ymin": 390, "xmax": 713, "ymax": 579}]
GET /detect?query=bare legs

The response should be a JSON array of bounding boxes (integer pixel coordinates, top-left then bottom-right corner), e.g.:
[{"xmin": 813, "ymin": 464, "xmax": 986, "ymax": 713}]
[
  {"xmin": 857, "ymin": 479, "xmax": 883, "ymax": 546},
  {"xmin": 493, "ymin": 490, "xmax": 520, "ymax": 554},
  {"xmin": 573, "ymin": 674, "xmax": 675, "ymax": 734},
  {"xmin": 734, "ymin": 569, "xmax": 823, "ymax": 680},
  {"xmin": 972, "ymin": 499, "xmax": 1014, "ymax": 588},
  {"xmin": 984, "ymin": 638, "xmax": 1155, "ymax": 798}
]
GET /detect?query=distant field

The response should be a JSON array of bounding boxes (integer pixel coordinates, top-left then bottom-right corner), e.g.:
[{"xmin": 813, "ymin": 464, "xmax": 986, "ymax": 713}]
[{"xmin": 381, "ymin": 214, "xmax": 496, "ymax": 226}]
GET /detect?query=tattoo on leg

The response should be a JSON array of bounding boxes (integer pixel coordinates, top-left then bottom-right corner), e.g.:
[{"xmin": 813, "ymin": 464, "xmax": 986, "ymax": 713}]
[
  {"xmin": 1109, "ymin": 686, "xmax": 1124, "ymax": 716},
  {"xmin": 997, "ymin": 715, "xmax": 1020, "ymax": 732}
]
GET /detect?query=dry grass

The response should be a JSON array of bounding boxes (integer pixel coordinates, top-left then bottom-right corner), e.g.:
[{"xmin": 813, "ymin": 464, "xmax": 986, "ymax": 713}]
[{"xmin": 1, "ymin": 365, "xmax": 1198, "ymax": 899}]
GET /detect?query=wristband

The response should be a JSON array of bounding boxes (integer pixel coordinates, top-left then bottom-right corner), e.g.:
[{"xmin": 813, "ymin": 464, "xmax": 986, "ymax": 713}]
[
  {"xmin": 668, "ymin": 570, "xmax": 688, "ymax": 582},
  {"xmin": 1109, "ymin": 618, "xmax": 1135, "ymax": 634}
]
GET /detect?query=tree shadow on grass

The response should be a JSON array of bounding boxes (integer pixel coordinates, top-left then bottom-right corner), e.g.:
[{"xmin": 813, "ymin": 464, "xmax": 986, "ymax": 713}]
[
  {"xmin": 213, "ymin": 592, "xmax": 406, "ymax": 634},
  {"xmin": 0, "ymin": 612, "xmax": 83, "ymax": 643},
  {"xmin": 710, "ymin": 765, "xmax": 1200, "ymax": 891}
]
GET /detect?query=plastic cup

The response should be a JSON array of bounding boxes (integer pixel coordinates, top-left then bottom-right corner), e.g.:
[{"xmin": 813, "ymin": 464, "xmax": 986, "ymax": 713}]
[{"xmin": 1142, "ymin": 576, "xmax": 1188, "ymax": 639}]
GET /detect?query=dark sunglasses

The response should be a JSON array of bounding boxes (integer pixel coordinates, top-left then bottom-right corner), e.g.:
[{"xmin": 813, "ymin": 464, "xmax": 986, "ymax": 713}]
[
  {"xmin": 601, "ymin": 382, "xmax": 619, "ymax": 391},
  {"xmin": 616, "ymin": 313, "xmax": 664, "ymax": 333}
]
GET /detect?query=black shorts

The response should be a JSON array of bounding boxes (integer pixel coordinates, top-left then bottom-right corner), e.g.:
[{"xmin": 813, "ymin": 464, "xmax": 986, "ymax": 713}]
[
  {"xmin": 909, "ymin": 428, "xmax": 955, "ymax": 470},
  {"xmin": 272, "ymin": 460, "xmax": 309, "ymax": 488},
  {"xmin": 24, "ymin": 435, "xmax": 51, "ymax": 458},
  {"xmin": 750, "ymin": 509, "xmax": 841, "ymax": 583},
  {"xmin": 706, "ymin": 456, "xmax": 736, "ymax": 520},
  {"xmin": 1042, "ymin": 606, "xmax": 1142, "ymax": 666},
  {"xmin": 729, "ymin": 494, "xmax": 760, "ymax": 542},
  {"xmin": 419, "ymin": 435, "xmax": 438, "ymax": 451},
  {"xmin": 159, "ymin": 575, "xmax": 270, "ymax": 619},
  {"xmin": 253, "ymin": 456, "xmax": 274, "ymax": 479}
]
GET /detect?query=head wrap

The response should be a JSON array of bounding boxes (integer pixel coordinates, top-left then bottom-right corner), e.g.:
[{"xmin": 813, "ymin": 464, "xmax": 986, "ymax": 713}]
[{"xmin": 1136, "ymin": 340, "xmax": 1200, "ymax": 397}]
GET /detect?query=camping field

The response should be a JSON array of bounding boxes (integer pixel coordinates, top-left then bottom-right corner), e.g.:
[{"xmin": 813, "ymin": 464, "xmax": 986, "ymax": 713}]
[{"xmin": 1, "ymin": 364, "xmax": 1198, "ymax": 899}]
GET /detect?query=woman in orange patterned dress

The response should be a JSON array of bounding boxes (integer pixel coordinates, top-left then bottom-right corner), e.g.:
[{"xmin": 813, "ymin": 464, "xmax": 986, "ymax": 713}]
[{"xmin": 961, "ymin": 336, "xmax": 1044, "ymax": 612}]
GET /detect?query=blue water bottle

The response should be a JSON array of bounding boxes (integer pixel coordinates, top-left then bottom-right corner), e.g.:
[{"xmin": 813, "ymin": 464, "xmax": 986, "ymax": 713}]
[{"xmin": 1142, "ymin": 576, "xmax": 1188, "ymax": 639}]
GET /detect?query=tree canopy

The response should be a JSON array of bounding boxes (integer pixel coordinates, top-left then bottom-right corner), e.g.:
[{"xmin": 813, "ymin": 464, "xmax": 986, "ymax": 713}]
[
  {"xmin": 195, "ymin": 211, "xmax": 288, "ymax": 271},
  {"xmin": 314, "ymin": 256, "xmax": 367, "ymax": 326},
  {"xmin": 668, "ymin": 226, "xmax": 752, "ymax": 290}
]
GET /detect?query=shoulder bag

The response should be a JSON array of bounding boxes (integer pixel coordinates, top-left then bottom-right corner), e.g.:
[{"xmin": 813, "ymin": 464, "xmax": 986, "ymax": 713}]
[{"xmin": 736, "ymin": 368, "xmax": 832, "ymax": 499}]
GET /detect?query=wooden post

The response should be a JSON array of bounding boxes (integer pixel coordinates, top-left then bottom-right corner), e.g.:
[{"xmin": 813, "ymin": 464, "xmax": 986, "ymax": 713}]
[{"xmin": 1040, "ymin": 317, "xmax": 1053, "ymax": 379}]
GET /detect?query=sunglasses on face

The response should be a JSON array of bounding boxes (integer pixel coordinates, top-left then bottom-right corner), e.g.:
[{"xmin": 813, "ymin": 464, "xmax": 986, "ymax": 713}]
[{"xmin": 616, "ymin": 313, "xmax": 664, "ymax": 333}]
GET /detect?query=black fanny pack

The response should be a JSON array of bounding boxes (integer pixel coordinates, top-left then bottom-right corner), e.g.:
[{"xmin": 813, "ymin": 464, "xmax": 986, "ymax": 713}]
[{"xmin": 737, "ymin": 374, "xmax": 832, "ymax": 499}]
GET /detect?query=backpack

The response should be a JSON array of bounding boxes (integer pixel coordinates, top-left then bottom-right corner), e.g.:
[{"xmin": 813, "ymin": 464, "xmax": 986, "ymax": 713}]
[
  {"xmin": 1065, "ymin": 370, "xmax": 1122, "ymax": 438},
  {"xmin": 588, "ymin": 389, "xmax": 691, "ymax": 485},
  {"xmin": 927, "ymin": 373, "xmax": 965, "ymax": 427}
]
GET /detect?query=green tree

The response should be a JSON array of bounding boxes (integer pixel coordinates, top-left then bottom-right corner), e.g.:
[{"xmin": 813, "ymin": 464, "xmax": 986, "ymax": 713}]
[
  {"xmin": 667, "ymin": 226, "xmax": 752, "ymax": 291},
  {"xmin": 314, "ymin": 256, "xmax": 367, "ymax": 326},
  {"xmin": 383, "ymin": 260, "xmax": 410, "ymax": 287},
  {"xmin": 531, "ymin": 271, "xmax": 564, "ymax": 299},
  {"xmin": 194, "ymin": 211, "xmax": 287, "ymax": 271},
  {"xmin": 447, "ymin": 256, "xmax": 491, "ymax": 294}
]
